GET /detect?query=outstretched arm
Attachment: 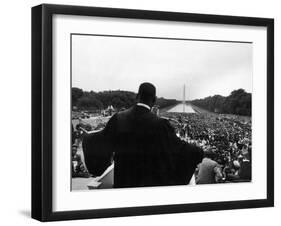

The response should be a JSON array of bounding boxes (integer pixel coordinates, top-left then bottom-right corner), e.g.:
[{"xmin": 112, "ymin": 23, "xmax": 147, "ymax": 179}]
[{"xmin": 158, "ymin": 119, "xmax": 204, "ymax": 184}]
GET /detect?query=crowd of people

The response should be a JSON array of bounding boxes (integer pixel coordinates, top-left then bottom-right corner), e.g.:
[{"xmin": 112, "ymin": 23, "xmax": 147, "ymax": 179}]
[
  {"xmin": 161, "ymin": 112, "xmax": 252, "ymax": 183},
  {"xmin": 72, "ymin": 110, "xmax": 252, "ymax": 184}
]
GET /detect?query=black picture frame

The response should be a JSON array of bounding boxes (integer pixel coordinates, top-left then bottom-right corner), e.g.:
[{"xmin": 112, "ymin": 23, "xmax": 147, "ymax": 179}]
[{"xmin": 32, "ymin": 3, "xmax": 274, "ymax": 222}]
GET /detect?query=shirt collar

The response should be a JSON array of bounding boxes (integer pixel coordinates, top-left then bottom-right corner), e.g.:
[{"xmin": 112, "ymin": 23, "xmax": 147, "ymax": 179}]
[{"xmin": 136, "ymin": 103, "xmax": 151, "ymax": 111}]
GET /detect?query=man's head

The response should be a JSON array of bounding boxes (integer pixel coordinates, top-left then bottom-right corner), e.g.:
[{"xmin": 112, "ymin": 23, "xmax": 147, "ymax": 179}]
[
  {"xmin": 204, "ymin": 149, "xmax": 216, "ymax": 160},
  {"xmin": 136, "ymin": 82, "xmax": 156, "ymax": 107}
]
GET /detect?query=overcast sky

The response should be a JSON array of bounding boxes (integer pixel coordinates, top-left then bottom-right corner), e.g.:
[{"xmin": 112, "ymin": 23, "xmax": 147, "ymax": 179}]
[{"xmin": 72, "ymin": 35, "xmax": 252, "ymax": 100}]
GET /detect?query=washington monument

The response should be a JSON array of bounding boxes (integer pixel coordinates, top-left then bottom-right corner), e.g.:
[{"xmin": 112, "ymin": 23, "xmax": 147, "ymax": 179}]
[{"xmin": 183, "ymin": 84, "xmax": 186, "ymax": 113}]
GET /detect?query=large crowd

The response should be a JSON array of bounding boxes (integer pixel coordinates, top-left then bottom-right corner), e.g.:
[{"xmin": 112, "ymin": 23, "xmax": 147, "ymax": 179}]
[
  {"xmin": 161, "ymin": 112, "xmax": 252, "ymax": 183},
  {"xmin": 72, "ymin": 110, "xmax": 252, "ymax": 184}
]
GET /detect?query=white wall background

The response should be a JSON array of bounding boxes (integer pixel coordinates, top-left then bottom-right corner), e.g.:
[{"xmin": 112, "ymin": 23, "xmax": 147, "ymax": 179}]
[{"xmin": 0, "ymin": 0, "xmax": 279, "ymax": 225}]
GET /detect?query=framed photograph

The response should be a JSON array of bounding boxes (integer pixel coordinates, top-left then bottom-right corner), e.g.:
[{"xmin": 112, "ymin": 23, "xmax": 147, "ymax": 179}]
[{"xmin": 32, "ymin": 4, "xmax": 274, "ymax": 221}]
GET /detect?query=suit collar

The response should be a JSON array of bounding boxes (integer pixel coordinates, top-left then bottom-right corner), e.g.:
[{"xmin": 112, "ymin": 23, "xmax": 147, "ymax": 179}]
[
  {"xmin": 134, "ymin": 104, "xmax": 151, "ymax": 114},
  {"xmin": 136, "ymin": 103, "xmax": 151, "ymax": 110}
]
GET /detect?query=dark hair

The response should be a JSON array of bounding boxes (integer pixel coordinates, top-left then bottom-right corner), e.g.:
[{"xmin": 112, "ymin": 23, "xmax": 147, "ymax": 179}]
[
  {"xmin": 204, "ymin": 149, "xmax": 216, "ymax": 159},
  {"xmin": 137, "ymin": 82, "xmax": 156, "ymax": 103}
]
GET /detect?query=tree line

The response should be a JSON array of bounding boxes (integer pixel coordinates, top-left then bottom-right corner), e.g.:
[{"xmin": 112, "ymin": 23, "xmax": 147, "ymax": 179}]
[
  {"xmin": 72, "ymin": 87, "xmax": 179, "ymax": 110},
  {"xmin": 191, "ymin": 89, "xmax": 251, "ymax": 116}
]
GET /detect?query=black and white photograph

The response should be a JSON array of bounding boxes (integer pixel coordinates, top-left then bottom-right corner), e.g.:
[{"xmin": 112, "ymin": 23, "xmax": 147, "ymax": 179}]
[
  {"xmin": 29, "ymin": 3, "xmax": 274, "ymax": 221},
  {"xmin": 71, "ymin": 34, "xmax": 252, "ymax": 190}
]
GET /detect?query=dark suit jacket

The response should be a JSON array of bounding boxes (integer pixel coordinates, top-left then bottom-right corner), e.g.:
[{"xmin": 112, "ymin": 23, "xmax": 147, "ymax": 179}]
[
  {"xmin": 239, "ymin": 160, "xmax": 251, "ymax": 180},
  {"xmin": 102, "ymin": 105, "xmax": 203, "ymax": 188},
  {"xmin": 82, "ymin": 130, "xmax": 112, "ymax": 177}
]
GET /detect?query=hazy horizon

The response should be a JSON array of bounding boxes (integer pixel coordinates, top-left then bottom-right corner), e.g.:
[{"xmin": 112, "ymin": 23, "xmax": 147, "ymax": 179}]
[
  {"xmin": 72, "ymin": 34, "xmax": 252, "ymax": 100},
  {"xmin": 72, "ymin": 86, "xmax": 251, "ymax": 101}
]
